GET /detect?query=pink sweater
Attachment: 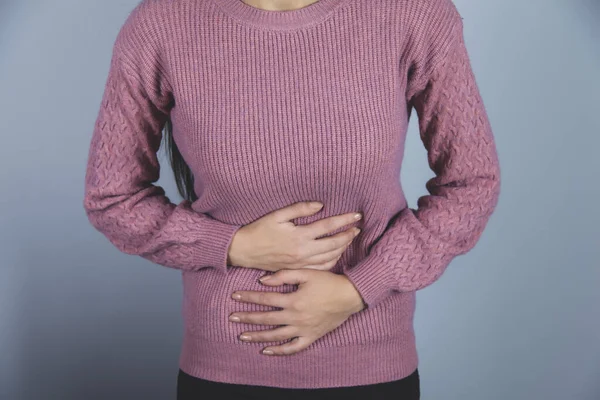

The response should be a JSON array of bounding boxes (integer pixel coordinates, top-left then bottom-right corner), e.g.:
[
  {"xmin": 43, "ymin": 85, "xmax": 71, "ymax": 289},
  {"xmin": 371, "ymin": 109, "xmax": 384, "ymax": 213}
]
[{"xmin": 83, "ymin": 0, "xmax": 501, "ymax": 389}]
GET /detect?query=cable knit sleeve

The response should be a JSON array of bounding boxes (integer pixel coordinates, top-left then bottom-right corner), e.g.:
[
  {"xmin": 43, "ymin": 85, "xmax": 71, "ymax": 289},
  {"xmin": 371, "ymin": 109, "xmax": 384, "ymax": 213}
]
[
  {"xmin": 344, "ymin": 11, "xmax": 501, "ymax": 309},
  {"xmin": 83, "ymin": 3, "xmax": 241, "ymax": 273}
]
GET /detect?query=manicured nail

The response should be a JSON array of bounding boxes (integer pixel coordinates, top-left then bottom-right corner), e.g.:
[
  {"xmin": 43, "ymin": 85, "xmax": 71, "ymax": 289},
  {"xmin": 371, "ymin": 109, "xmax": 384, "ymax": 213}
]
[
  {"xmin": 240, "ymin": 334, "xmax": 251, "ymax": 341},
  {"xmin": 354, "ymin": 213, "xmax": 362, "ymax": 220},
  {"xmin": 259, "ymin": 275, "xmax": 272, "ymax": 283},
  {"xmin": 232, "ymin": 292, "xmax": 241, "ymax": 300},
  {"xmin": 262, "ymin": 349, "xmax": 274, "ymax": 355},
  {"xmin": 229, "ymin": 314, "xmax": 240, "ymax": 322}
]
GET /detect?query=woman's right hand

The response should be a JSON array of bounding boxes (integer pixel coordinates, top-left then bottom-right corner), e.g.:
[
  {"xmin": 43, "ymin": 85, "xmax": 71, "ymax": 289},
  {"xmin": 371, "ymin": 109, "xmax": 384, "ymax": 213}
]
[{"xmin": 227, "ymin": 201, "xmax": 362, "ymax": 272}]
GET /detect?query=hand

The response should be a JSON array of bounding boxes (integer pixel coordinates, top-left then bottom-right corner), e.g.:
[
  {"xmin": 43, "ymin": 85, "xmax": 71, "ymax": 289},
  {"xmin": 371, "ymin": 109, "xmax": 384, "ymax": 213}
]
[
  {"xmin": 229, "ymin": 268, "xmax": 366, "ymax": 356},
  {"xmin": 227, "ymin": 201, "xmax": 362, "ymax": 272}
]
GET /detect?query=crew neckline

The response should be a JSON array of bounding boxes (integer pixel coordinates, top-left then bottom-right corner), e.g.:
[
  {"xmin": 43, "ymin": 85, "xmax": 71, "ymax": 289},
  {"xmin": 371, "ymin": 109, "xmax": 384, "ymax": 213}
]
[{"xmin": 210, "ymin": 0, "xmax": 346, "ymax": 31}]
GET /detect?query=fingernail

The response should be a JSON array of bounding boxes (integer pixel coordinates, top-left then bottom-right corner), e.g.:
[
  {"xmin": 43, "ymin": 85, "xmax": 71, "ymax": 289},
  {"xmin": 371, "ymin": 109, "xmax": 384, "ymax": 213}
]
[
  {"xmin": 262, "ymin": 349, "xmax": 274, "ymax": 355},
  {"xmin": 240, "ymin": 334, "xmax": 251, "ymax": 341},
  {"xmin": 232, "ymin": 292, "xmax": 241, "ymax": 300},
  {"xmin": 354, "ymin": 228, "xmax": 361, "ymax": 236},
  {"xmin": 229, "ymin": 314, "xmax": 240, "ymax": 322},
  {"xmin": 354, "ymin": 213, "xmax": 362, "ymax": 220},
  {"xmin": 310, "ymin": 202, "xmax": 323, "ymax": 210},
  {"xmin": 259, "ymin": 275, "xmax": 272, "ymax": 283}
]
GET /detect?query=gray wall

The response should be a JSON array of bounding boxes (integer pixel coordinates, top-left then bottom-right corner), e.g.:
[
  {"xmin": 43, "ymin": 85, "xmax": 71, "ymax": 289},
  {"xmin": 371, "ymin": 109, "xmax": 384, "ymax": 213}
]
[{"xmin": 1, "ymin": 0, "xmax": 598, "ymax": 399}]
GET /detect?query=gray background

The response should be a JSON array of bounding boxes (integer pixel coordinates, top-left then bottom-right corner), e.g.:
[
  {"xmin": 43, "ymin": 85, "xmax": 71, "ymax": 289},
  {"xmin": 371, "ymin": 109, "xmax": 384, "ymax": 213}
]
[{"xmin": 1, "ymin": 0, "xmax": 598, "ymax": 399}]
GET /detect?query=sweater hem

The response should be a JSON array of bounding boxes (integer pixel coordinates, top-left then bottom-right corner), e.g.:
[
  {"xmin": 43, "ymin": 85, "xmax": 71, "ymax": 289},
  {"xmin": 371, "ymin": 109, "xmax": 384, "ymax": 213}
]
[{"xmin": 178, "ymin": 331, "xmax": 419, "ymax": 389}]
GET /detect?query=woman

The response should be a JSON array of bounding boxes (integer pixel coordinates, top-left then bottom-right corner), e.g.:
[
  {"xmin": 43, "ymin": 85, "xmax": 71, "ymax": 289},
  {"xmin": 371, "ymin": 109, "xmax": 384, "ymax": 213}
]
[{"xmin": 83, "ymin": 0, "xmax": 501, "ymax": 398}]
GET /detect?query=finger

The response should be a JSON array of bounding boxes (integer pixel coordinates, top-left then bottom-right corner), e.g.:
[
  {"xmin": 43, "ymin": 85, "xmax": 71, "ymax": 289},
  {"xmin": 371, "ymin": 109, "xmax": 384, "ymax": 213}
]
[
  {"xmin": 299, "ymin": 211, "xmax": 362, "ymax": 239},
  {"xmin": 262, "ymin": 336, "xmax": 313, "ymax": 356},
  {"xmin": 229, "ymin": 310, "xmax": 291, "ymax": 326},
  {"xmin": 300, "ymin": 256, "xmax": 340, "ymax": 271},
  {"xmin": 258, "ymin": 269, "xmax": 311, "ymax": 286},
  {"xmin": 299, "ymin": 226, "xmax": 361, "ymax": 258},
  {"xmin": 268, "ymin": 201, "xmax": 324, "ymax": 224},
  {"xmin": 300, "ymin": 241, "xmax": 349, "ymax": 268},
  {"xmin": 232, "ymin": 290, "xmax": 291, "ymax": 309},
  {"xmin": 239, "ymin": 325, "xmax": 299, "ymax": 343}
]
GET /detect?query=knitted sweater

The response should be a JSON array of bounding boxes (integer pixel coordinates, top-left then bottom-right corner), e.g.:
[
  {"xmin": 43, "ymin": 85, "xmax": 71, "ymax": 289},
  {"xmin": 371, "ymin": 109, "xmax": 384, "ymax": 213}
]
[{"xmin": 83, "ymin": 0, "xmax": 501, "ymax": 389}]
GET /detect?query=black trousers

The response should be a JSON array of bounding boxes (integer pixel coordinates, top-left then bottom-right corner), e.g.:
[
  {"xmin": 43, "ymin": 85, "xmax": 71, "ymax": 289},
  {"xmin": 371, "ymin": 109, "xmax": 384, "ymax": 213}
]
[{"xmin": 177, "ymin": 367, "xmax": 420, "ymax": 400}]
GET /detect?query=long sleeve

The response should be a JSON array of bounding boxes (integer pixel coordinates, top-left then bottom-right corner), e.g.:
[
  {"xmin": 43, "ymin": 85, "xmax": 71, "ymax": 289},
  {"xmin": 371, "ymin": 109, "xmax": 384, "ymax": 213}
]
[
  {"xmin": 344, "ymin": 14, "xmax": 501, "ymax": 309},
  {"xmin": 83, "ymin": 4, "xmax": 241, "ymax": 273}
]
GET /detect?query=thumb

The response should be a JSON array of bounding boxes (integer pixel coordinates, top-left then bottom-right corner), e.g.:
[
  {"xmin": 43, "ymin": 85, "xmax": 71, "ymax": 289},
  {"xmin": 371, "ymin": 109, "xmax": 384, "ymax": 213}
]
[{"xmin": 258, "ymin": 269, "xmax": 309, "ymax": 286}]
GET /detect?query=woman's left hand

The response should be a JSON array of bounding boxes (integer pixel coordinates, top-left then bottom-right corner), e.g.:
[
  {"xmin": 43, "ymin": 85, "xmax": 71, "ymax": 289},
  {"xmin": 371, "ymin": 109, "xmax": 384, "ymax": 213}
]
[{"xmin": 229, "ymin": 269, "xmax": 366, "ymax": 356}]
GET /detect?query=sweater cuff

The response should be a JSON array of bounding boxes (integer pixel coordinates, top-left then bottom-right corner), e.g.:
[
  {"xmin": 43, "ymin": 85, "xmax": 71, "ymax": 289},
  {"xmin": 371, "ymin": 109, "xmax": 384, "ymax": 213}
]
[
  {"xmin": 343, "ymin": 256, "xmax": 398, "ymax": 310},
  {"xmin": 190, "ymin": 220, "xmax": 241, "ymax": 275}
]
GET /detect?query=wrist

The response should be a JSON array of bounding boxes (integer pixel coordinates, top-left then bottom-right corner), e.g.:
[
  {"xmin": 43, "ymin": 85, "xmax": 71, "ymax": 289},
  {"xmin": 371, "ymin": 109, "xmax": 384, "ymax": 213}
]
[
  {"xmin": 353, "ymin": 296, "xmax": 367, "ymax": 313},
  {"xmin": 227, "ymin": 230, "xmax": 243, "ymax": 267},
  {"xmin": 344, "ymin": 276, "xmax": 367, "ymax": 313}
]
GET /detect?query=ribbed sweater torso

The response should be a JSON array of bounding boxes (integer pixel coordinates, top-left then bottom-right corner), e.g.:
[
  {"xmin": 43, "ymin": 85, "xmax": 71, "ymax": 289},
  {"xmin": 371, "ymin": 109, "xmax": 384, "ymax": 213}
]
[{"xmin": 83, "ymin": 0, "xmax": 501, "ymax": 389}]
